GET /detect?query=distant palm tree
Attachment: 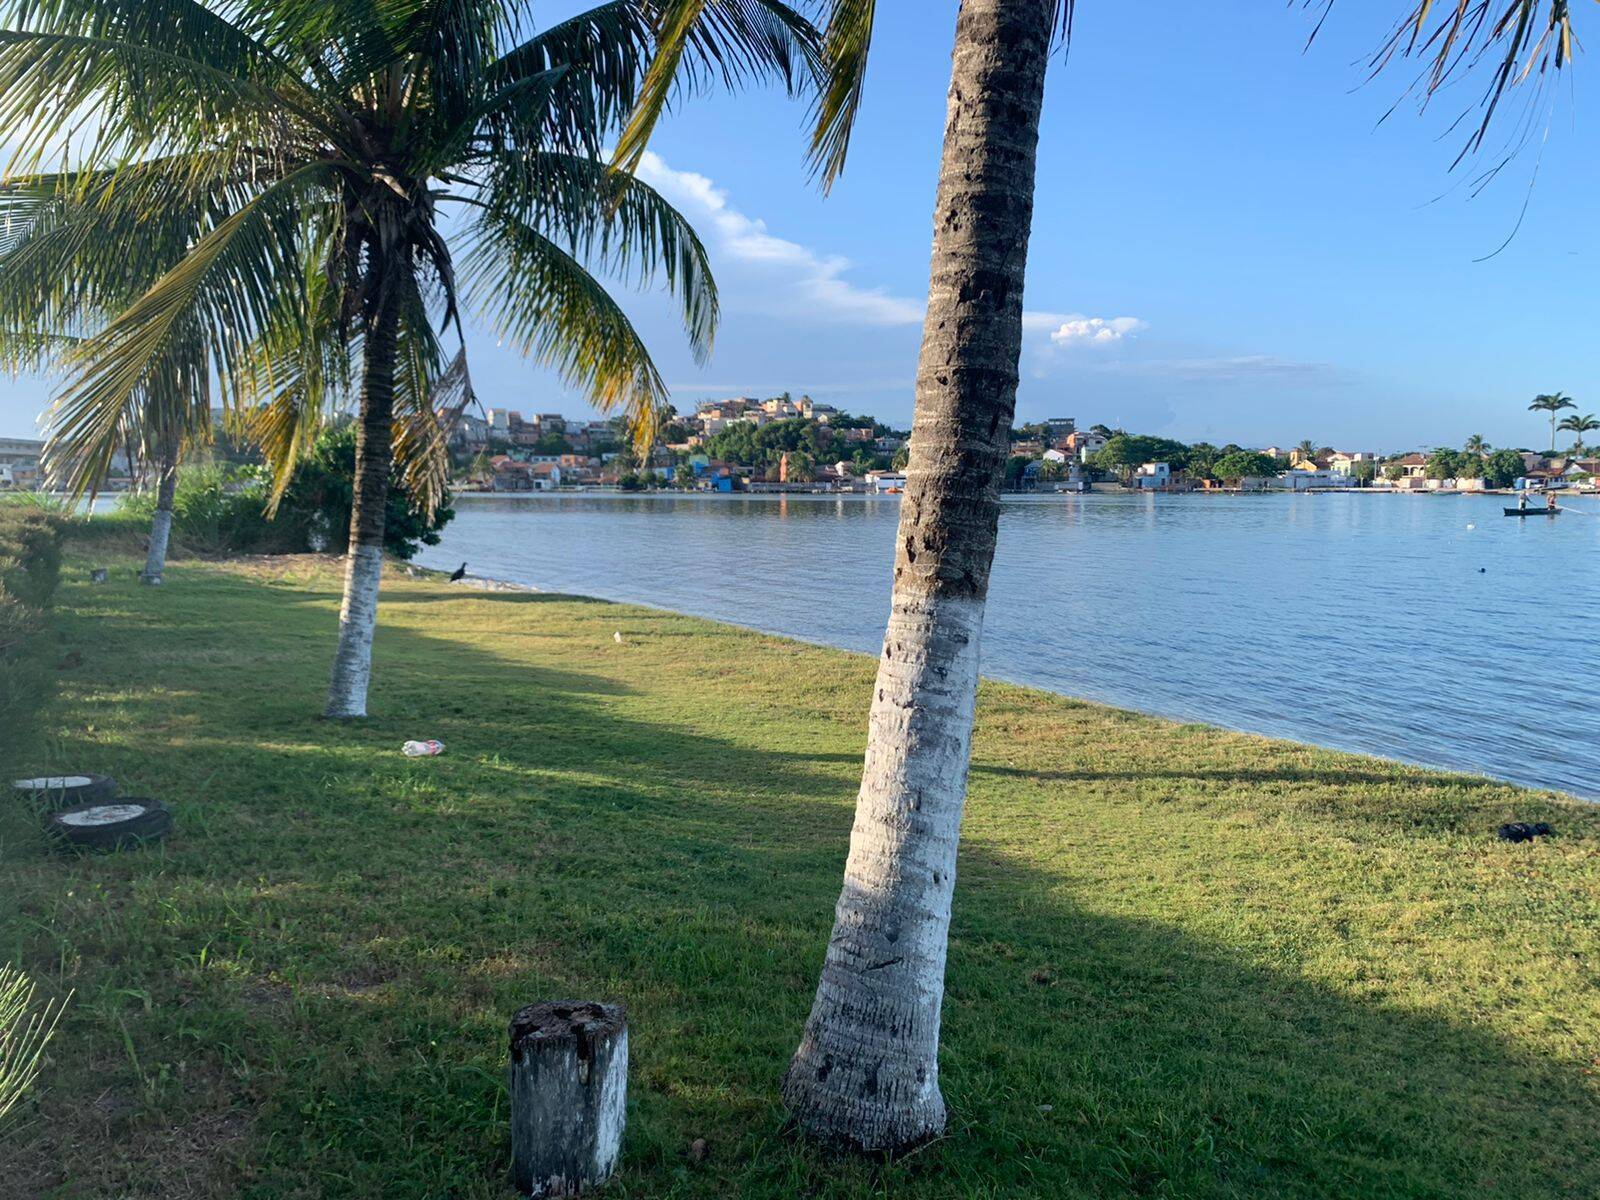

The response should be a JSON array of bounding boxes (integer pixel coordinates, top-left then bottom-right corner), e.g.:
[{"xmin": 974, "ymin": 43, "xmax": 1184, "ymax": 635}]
[
  {"xmin": 1464, "ymin": 433, "xmax": 1489, "ymax": 455},
  {"xmin": 0, "ymin": 0, "xmax": 822, "ymax": 718},
  {"xmin": 1558, "ymin": 413, "xmax": 1599, "ymax": 455},
  {"xmin": 1296, "ymin": 438, "xmax": 1317, "ymax": 459},
  {"xmin": 1529, "ymin": 394, "xmax": 1577, "ymax": 454}
]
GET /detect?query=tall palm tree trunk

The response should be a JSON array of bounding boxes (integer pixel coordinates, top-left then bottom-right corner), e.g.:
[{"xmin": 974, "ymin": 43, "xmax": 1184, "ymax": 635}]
[
  {"xmin": 782, "ymin": 0, "xmax": 1055, "ymax": 1152},
  {"xmin": 139, "ymin": 436, "xmax": 179, "ymax": 585},
  {"xmin": 325, "ymin": 289, "xmax": 399, "ymax": 719}
]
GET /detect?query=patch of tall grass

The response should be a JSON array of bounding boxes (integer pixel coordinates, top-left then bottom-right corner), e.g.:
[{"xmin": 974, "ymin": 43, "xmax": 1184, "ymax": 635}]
[{"xmin": 0, "ymin": 964, "xmax": 68, "ymax": 1131}]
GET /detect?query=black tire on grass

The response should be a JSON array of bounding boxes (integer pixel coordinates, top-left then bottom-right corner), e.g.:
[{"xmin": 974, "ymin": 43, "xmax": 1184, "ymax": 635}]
[
  {"xmin": 12, "ymin": 774, "xmax": 118, "ymax": 808},
  {"xmin": 47, "ymin": 800, "xmax": 172, "ymax": 851}
]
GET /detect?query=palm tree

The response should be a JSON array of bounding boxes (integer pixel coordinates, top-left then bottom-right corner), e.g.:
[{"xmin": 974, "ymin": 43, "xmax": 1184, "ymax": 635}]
[
  {"xmin": 775, "ymin": 0, "xmax": 1073, "ymax": 1152},
  {"xmin": 1529, "ymin": 394, "xmax": 1577, "ymax": 455},
  {"xmin": 778, "ymin": 0, "xmax": 1584, "ymax": 1154},
  {"xmin": 1464, "ymin": 433, "xmax": 1489, "ymax": 456},
  {"xmin": 1558, "ymin": 412, "xmax": 1599, "ymax": 455},
  {"xmin": 1296, "ymin": 438, "xmax": 1317, "ymax": 458},
  {"xmin": 0, "ymin": 0, "xmax": 821, "ymax": 718},
  {"xmin": 0, "ymin": 183, "xmax": 213, "ymax": 585}
]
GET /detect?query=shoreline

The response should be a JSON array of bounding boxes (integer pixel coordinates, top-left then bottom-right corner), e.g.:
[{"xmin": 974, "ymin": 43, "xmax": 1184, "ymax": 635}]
[
  {"xmin": 399, "ymin": 558, "xmax": 1591, "ymax": 804},
  {"xmin": 446, "ymin": 485, "xmax": 1598, "ymax": 499}
]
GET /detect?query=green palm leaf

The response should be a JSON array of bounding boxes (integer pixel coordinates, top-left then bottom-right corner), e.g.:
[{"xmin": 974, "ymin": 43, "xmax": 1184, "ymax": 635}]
[
  {"xmin": 463, "ymin": 207, "xmax": 668, "ymax": 450},
  {"xmin": 613, "ymin": 0, "xmax": 821, "ymax": 175},
  {"xmin": 476, "ymin": 148, "xmax": 717, "ymax": 359}
]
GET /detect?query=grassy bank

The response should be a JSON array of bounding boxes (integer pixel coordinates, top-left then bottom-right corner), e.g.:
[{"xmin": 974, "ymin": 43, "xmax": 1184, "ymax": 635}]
[{"xmin": 2, "ymin": 552, "xmax": 1596, "ymax": 1199}]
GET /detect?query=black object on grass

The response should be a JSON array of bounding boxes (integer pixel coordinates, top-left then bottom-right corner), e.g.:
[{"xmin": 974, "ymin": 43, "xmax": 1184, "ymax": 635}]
[
  {"xmin": 448, "ymin": 562, "xmax": 467, "ymax": 582},
  {"xmin": 1496, "ymin": 822, "xmax": 1553, "ymax": 844}
]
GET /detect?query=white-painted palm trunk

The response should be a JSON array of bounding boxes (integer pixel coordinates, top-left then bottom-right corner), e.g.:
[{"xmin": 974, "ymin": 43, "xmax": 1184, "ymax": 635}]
[
  {"xmin": 783, "ymin": 0, "xmax": 1055, "ymax": 1152},
  {"xmin": 323, "ymin": 284, "xmax": 399, "ymax": 720},
  {"xmin": 324, "ymin": 543, "xmax": 384, "ymax": 717},
  {"xmin": 782, "ymin": 591, "xmax": 984, "ymax": 1148},
  {"xmin": 140, "ymin": 450, "xmax": 178, "ymax": 585}
]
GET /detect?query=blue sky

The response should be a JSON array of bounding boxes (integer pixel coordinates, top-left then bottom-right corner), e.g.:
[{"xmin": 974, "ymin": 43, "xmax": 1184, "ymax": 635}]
[{"xmin": 4, "ymin": 0, "xmax": 1597, "ymax": 451}]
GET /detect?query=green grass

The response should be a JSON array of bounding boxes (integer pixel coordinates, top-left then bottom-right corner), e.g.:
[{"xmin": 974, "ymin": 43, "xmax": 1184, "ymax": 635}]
[{"xmin": 2, "ymin": 552, "xmax": 1597, "ymax": 1199}]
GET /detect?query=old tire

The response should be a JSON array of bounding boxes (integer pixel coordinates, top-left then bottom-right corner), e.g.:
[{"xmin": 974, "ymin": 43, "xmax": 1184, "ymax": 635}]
[
  {"xmin": 13, "ymin": 774, "xmax": 117, "ymax": 809},
  {"xmin": 47, "ymin": 800, "xmax": 171, "ymax": 851}
]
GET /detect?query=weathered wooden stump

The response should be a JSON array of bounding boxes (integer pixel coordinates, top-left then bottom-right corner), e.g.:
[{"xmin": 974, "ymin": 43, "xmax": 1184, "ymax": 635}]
[{"xmin": 508, "ymin": 1001, "xmax": 628, "ymax": 1197}]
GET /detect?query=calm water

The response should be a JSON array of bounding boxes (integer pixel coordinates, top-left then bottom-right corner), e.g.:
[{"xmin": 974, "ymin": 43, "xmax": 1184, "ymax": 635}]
[{"xmin": 416, "ymin": 492, "xmax": 1600, "ymax": 798}]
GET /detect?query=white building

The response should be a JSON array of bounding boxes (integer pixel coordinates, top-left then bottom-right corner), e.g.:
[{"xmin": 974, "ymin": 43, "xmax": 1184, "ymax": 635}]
[
  {"xmin": 1277, "ymin": 468, "xmax": 1351, "ymax": 491},
  {"xmin": 1326, "ymin": 451, "xmax": 1378, "ymax": 476},
  {"xmin": 0, "ymin": 437, "xmax": 44, "ymax": 490},
  {"xmin": 867, "ymin": 471, "xmax": 907, "ymax": 493},
  {"xmin": 1134, "ymin": 462, "xmax": 1171, "ymax": 488}
]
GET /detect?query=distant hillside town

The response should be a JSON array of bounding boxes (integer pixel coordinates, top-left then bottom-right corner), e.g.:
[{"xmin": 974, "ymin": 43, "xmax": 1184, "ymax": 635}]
[
  {"xmin": 447, "ymin": 394, "xmax": 913, "ymax": 492},
  {"xmin": 4, "ymin": 398, "xmax": 1595, "ymax": 497},
  {"xmin": 439, "ymin": 397, "xmax": 1598, "ymax": 496}
]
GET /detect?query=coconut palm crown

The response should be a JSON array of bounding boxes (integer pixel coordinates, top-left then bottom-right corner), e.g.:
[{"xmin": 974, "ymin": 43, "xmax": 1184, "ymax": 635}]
[
  {"xmin": 0, "ymin": 0, "xmax": 837, "ymax": 714},
  {"xmin": 1529, "ymin": 392, "xmax": 1577, "ymax": 453},
  {"xmin": 1558, "ymin": 411, "xmax": 1598, "ymax": 454}
]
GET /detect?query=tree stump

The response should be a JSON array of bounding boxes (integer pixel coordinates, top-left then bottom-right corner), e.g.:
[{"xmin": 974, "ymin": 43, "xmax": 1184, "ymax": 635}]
[{"xmin": 508, "ymin": 1001, "xmax": 628, "ymax": 1197}]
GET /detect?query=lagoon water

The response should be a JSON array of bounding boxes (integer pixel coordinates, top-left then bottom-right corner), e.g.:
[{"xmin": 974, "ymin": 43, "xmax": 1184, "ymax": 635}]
[{"xmin": 417, "ymin": 491, "xmax": 1600, "ymax": 798}]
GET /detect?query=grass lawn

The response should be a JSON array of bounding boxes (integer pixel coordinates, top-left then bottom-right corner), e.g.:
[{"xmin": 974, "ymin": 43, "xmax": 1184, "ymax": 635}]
[{"xmin": 2, "ymin": 550, "xmax": 1597, "ymax": 1199}]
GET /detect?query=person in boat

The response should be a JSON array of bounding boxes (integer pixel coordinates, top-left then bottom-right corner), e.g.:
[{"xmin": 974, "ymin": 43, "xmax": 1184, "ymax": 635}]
[
  {"xmin": 1547, "ymin": 490, "xmax": 1560, "ymax": 513},
  {"xmin": 1519, "ymin": 491, "xmax": 1529, "ymax": 511}
]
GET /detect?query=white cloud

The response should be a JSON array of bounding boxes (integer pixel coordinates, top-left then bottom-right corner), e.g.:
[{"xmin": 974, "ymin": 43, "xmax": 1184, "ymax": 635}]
[
  {"xmin": 636, "ymin": 152, "xmax": 925, "ymax": 327},
  {"xmin": 1042, "ymin": 314, "xmax": 1147, "ymax": 345},
  {"xmin": 634, "ymin": 155, "xmax": 1142, "ymax": 352}
]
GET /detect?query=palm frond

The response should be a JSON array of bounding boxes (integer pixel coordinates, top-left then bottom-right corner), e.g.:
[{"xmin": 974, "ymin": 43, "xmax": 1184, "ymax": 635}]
[
  {"xmin": 804, "ymin": 0, "xmax": 873, "ymax": 191},
  {"xmin": 0, "ymin": 0, "xmax": 331, "ymax": 172},
  {"xmin": 489, "ymin": 1, "xmax": 654, "ymax": 155},
  {"xmin": 47, "ymin": 162, "xmax": 342, "ymax": 497},
  {"xmin": 613, "ymin": 0, "xmax": 823, "ymax": 176},
  {"xmin": 1315, "ymin": 1, "xmax": 1575, "ymax": 161},
  {"xmin": 805, "ymin": 0, "xmax": 1068, "ymax": 188},
  {"xmin": 475, "ymin": 148, "xmax": 717, "ymax": 359},
  {"xmin": 393, "ymin": 0, "xmax": 513, "ymax": 133},
  {"xmin": 389, "ymin": 263, "xmax": 452, "ymax": 516},
  {"xmin": 235, "ymin": 237, "xmax": 353, "ymax": 511},
  {"xmin": 0, "ymin": 159, "xmax": 278, "ymax": 345},
  {"xmin": 462, "ymin": 207, "xmax": 667, "ymax": 450}
]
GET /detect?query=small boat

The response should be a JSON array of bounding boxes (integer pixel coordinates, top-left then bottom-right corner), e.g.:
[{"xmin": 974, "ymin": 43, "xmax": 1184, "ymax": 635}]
[{"xmin": 1504, "ymin": 506, "xmax": 1560, "ymax": 517}]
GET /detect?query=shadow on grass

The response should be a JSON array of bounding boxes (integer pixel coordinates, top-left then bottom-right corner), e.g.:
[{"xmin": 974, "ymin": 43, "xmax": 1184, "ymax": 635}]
[{"xmin": 2, "ymin": 563, "xmax": 1594, "ymax": 1198}]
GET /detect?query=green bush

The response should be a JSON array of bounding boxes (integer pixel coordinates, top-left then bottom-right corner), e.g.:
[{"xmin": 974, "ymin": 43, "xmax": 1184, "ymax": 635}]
[
  {"xmin": 268, "ymin": 424, "xmax": 454, "ymax": 560},
  {"xmin": 0, "ymin": 508, "xmax": 63, "ymax": 766},
  {"xmin": 119, "ymin": 426, "xmax": 453, "ymax": 560},
  {"xmin": 121, "ymin": 464, "xmax": 294, "ymax": 555}
]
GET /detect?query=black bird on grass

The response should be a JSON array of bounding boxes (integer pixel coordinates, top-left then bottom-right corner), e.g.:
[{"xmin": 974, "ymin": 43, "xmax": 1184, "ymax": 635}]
[
  {"xmin": 1497, "ymin": 822, "xmax": 1553, "ymax": 843},
  {"xmin": 448, "ymin": 562, "xmax": 467, "ymax": 582}
]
